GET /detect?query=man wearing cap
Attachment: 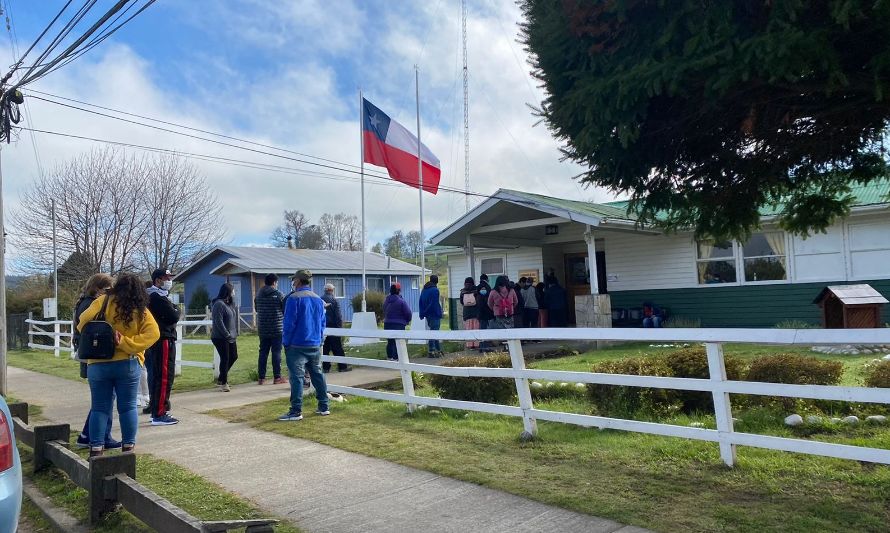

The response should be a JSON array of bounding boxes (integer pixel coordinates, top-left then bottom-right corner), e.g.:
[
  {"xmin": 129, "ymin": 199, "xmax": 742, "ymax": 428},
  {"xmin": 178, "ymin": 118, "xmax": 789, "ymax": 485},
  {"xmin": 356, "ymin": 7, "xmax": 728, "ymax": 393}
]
[
  {"xmin": 146, "ymin": 268, "xmax": 181, "ymax": 426},
  {"xmin": 279, "ymin": 269, "xmax": 330, "ymax": 421}
]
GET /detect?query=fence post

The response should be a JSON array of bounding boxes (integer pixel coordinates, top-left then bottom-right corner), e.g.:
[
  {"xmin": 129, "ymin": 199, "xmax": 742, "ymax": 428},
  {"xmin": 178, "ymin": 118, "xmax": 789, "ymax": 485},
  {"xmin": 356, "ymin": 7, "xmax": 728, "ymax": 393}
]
[
  {"xmin": 53, "ymin": 321, "xmax": 60, "ymax": 358},
  {"xmin": 506, "ymin": 339, "xmax": 537, "ymax": 438},
  {"xmin": 89, "ymin": 454, "xmax": 136, "ymax": 524},
  {"xmin": 395, "ymin": 339, "xmax": 416, "ymax": 413},
  {"xmin": 175, "ymin": 324, "xmax": 183, "ymax": 376},
  {"xmin": 8, "ymin": 402, "xmax": 28, "ymax": 424},
  {"xmin": 706, "ymin": 342, "xmax": 736, "ymax": 467},
  {"xmin": 27, "ymin": 312, "xmax": 33, "ymax": 348},
  {"xmin": 33, "ymin": 423, "xmax": 70, "ymax": 473}
]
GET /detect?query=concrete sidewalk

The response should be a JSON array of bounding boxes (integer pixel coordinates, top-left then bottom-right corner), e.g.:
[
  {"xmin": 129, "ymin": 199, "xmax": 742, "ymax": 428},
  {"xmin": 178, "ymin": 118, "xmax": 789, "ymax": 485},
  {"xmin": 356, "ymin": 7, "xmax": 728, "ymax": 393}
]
[{"xmin": 9, "ymin": 366, "xmax": 648, "ymax": 533}]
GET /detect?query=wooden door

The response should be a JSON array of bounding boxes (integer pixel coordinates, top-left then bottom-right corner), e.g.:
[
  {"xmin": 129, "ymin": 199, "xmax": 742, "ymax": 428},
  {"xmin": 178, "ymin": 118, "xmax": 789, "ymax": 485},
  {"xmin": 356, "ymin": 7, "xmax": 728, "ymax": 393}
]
[{"xmin": 564, "ymin": 253, "xmax": 589, "ymax": 325}]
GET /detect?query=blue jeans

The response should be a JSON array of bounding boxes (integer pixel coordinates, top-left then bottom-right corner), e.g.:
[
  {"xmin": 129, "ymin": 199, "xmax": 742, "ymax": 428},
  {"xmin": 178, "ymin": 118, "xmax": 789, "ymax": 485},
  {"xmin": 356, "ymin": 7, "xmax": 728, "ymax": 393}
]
[
  {"xmin": 258, "ymin": 335, "xmax": 283, "ymax": 379},
  {"xmin": 383, "ymin": 323, "xmax": 406, "ymax": 360},
  {"xmin": 87, "ymin": 358, "xmax": 140, "ymax": 448},
  {"xmin": 643, "ymin": 316, "xmax": 663, "ymax": 328},
  {"xmin": 284, "ymin": 346, "xmax": 328, "ymax": 415},
  {"xmin": 426, "ymin": 317, "xmax": 441, "ymax": 353}
]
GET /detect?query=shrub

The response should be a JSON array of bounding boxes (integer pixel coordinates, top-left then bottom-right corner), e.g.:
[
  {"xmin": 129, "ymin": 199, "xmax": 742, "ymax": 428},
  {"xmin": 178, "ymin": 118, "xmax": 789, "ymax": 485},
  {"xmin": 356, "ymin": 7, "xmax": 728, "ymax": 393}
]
[
  {"xmin": 189, "ymin": 284, "xmax": 210, "ymax": 313},
  {"xmin": 773, "ymin": 320, "xmax": 818, "ymax": 329},
  {"xmin": 586, "ymin": 357, "xmax": 682, "ymax": 418},
  {"xmin": 664, "ymin": 316, "xmax": 701, "ymax": 328},
  {"xmin": 351, "ymin": 291, "xmax": 386, "ymax": 322},
  {"xmin": 662, "ymin": 347, "xmax": 745, "ymax": 413},
  {"xmin": 864, "ymin": 360, "xmax": 890, "ymax": 389},
  {"xmin": 530, "ymin": 381, "xmax": 587, "ymax": 401},
  {"xmin": 427, "ymin": 352, "xmax": 516, "ymax": 404},
  {"xmin": 744, "ymin": 353, "xmax": 844, "ymax": 411}
]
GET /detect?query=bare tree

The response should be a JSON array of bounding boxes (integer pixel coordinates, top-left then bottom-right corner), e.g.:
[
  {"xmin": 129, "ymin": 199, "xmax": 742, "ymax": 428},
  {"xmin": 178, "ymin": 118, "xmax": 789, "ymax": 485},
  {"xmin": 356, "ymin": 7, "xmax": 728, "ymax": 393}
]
[
  {"xmin": 403, "ymin": 231, "xmax": 422, "ymax": 260},
  {"xmin": 270, "ymin": 210, "xmax": 310, "ymax": 247},
  {"xmin": 318, "ymin": 213, "xmax": 361, "ymax": 251},
  {"xmin": 11, "ymin": 148, "xmax": 224, "ymax": 275},
  {"xmin": 139, "ymin": 155, "xmax": 226, "ymax": 273}
]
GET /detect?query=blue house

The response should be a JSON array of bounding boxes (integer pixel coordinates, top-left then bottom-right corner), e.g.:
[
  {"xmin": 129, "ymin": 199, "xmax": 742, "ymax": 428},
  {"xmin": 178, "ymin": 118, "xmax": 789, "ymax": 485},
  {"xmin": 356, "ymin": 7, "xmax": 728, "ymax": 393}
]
[{"xmin": 174, "ymin": 246, "xmax": 425, "ymax": 324}]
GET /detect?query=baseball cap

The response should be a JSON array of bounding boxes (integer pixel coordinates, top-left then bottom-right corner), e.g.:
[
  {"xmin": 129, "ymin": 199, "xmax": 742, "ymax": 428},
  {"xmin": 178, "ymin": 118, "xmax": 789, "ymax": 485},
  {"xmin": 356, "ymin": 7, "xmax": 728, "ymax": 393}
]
[
  {"xmin": 151, "ymin": 268, "xmax": 175, "ymax": 280},
  {"xmin": 291, "ymin": 269, "xmax": 312, "ymax": 282}
]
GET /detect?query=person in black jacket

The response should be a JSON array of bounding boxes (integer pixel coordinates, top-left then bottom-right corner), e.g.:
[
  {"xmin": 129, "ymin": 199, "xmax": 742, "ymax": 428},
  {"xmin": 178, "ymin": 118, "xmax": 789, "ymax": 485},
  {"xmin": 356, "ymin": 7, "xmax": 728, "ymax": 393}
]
[
  {"xmin": 477, "ymin": 274, "xmax": 495, "ymax": 353},
  {"xmin": 321, "ymin": 283, "xmax": 350, "ymax": 373},
  {"xmin": 255, "ymin": 273, "xmax": 286, "ymax": 384},
  {"xmin": 74, "ymin": 273, "xmax": 119, "ymax": 449},
  {"xmin": 145, "ymin": 268, "xmax": 181, "ymax": 426}
]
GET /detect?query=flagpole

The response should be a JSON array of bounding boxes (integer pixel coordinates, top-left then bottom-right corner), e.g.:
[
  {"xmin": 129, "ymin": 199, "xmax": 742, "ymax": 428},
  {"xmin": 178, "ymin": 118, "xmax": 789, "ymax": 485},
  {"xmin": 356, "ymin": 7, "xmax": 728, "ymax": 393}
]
[
  {"xmin": 359, "ymin": 89, "xmax": 367, "ymax": 312},
  {"xmin": 415, "ymin": 66, "xmax": 426, "ymax": 286}
]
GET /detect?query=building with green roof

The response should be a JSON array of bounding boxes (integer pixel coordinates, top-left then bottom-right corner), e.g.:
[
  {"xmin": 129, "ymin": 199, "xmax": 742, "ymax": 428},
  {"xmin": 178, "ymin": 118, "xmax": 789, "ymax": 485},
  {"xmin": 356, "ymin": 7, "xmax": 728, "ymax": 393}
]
[{"xmin": 430, "ymin": 182, "xmax": 890, "ymax": 329}]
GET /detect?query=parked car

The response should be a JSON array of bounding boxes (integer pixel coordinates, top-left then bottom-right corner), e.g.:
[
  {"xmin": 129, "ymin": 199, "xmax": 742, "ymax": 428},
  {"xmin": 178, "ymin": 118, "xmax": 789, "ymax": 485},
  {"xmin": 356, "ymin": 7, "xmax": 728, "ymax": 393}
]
[{"xmin": 0, "ymin": 396, "xmax": 22, "ymax": 532}]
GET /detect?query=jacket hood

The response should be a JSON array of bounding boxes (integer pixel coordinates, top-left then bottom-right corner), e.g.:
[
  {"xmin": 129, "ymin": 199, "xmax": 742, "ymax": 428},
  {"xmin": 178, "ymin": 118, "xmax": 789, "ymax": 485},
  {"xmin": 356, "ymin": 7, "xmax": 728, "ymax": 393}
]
[{"xmin": 258, "ymin": 285, "xmax": 279, "ymax": 297}]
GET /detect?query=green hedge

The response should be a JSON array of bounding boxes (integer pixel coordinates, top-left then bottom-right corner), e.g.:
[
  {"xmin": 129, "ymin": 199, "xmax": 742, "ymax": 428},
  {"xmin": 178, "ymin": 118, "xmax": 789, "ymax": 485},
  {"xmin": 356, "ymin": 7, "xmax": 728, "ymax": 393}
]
[{"xmin": 428, "ymin": 353, "xmax": 516, "ymax": 404}]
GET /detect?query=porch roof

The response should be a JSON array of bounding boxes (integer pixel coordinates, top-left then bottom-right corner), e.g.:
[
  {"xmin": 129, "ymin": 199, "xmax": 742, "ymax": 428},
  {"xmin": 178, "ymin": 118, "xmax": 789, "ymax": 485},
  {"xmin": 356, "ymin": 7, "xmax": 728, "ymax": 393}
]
[{"xmin": 429, "ymin": 188, "xmax": 644, "ymax": 248}]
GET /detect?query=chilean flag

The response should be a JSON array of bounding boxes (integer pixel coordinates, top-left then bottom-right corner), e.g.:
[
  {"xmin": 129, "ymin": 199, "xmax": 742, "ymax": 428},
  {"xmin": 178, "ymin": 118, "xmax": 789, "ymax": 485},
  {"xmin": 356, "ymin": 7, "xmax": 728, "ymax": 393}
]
[{"xmin": 363, "ymin": 98, "xmax": 441, "ymax": 194}]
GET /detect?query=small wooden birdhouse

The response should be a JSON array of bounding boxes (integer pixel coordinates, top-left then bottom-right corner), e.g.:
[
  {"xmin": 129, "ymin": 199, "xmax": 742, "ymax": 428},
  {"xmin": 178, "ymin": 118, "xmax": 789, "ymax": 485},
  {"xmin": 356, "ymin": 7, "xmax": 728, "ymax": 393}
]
[{"xmin": 813, "ymin": 284, "xmax": 888, "ymax": 329}]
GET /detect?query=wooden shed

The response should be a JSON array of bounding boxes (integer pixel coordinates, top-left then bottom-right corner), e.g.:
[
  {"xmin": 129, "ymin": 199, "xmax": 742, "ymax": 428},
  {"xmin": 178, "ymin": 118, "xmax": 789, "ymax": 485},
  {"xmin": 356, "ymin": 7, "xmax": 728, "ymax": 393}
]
[{"xmin": 813, "ymin": 284, "xmax": 888, "ymax": 329}]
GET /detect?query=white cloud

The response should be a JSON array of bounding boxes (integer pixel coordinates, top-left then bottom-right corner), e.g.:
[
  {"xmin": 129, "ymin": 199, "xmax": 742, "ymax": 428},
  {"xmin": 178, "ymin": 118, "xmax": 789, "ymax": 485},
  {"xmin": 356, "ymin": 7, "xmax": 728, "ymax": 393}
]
[{"xmin": 2, "ymin": 1, "xmax": 619, "ymax": 272}]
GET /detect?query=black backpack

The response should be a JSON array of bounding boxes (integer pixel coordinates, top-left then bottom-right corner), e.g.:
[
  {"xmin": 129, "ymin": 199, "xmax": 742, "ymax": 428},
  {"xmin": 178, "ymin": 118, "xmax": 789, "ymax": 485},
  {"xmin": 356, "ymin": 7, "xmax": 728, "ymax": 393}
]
[{"xmin": 77, "ymin": 296, "xmax": 116, "ymax": 360}]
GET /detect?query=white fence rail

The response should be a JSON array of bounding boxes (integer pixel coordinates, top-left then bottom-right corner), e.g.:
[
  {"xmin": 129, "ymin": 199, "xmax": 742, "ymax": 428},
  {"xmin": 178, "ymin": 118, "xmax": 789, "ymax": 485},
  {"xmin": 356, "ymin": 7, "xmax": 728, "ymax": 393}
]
[
  {"xmin": 26, "ymin": 319, "xmax": 219, "ymax": 378},
  {"xmin": 321, "ymin": 326, "xmax": 890, "ymax": 467}
]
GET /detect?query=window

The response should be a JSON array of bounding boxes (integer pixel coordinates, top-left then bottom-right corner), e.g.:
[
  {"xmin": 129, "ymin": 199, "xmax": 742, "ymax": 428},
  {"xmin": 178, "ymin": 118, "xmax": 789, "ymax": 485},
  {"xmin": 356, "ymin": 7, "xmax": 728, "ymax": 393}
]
[
  {"xmin": 695, "ymin": 232, "xmax": 788, "ymax": 285},
  {"xmin": 480, "ymin": 257, "xmax": 504, "ymax": 276},
  {"xmin": 368, "ymin": 277, "xmax": 385, "ymax": 293},
  {"xmin": 325, "ymin": 277, "xmax": 345, "ymax": 298},
  {"xmin": 411, "ymin": 277, "xmax": 419, "ymax": 289},
  {"xmin": 696, "ymin": 240, "xmax": 737, "ymax": 284},
  {"xmin": 742, "ymin": 232, "xmax": 786, "ymax": 282}
]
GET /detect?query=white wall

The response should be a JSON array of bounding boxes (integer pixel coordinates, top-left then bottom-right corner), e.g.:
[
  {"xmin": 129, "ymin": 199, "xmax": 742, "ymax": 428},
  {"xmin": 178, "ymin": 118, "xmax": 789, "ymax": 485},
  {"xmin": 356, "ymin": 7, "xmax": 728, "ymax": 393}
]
[{"xmin": 604, "ymin": 232, "xmax": 696, "ymax": 291}]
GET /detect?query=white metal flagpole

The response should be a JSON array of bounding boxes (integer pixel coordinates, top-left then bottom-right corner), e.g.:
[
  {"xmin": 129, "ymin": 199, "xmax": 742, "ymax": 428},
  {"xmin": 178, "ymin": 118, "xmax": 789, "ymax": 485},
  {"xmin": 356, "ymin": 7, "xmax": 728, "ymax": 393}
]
[
  {"xmin": 359, "ymin": 89, "xmax": 367, "ymax": 312},
  {"xmin": 415, "ymin": 66, "xmax": 425, "ymax": 284}
]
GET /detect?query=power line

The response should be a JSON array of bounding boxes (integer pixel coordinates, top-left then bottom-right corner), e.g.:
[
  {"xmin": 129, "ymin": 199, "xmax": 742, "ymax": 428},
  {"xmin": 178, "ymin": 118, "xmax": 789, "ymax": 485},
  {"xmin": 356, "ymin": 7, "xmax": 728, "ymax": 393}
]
[{"xmin": 20, "ymin": 126, "xmax": 527, "ymax": 204}]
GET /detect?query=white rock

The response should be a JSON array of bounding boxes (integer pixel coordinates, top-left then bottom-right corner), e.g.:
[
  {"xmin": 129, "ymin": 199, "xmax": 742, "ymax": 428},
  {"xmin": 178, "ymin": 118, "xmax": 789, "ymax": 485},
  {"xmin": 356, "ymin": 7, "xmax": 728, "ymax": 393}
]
[
  {"xmin": 849, "ymin": 350, "xmax": 860, "ymax": 355},
  {"xmin": 530, "ymin": 381, "xmax": 543, "ymax": 389},
  {"xmin": 545, "ymin": 382, "xmax": 555, "ymax": 388},
  {"xmin": 806, "ymin": 415, "xmax": 823, "ymax": 424},
  {"xmin": 830, "ymin": 417, "xmax": 842, "ymax": 423},
  {"xmin": 842, "ymin": 416, "xmax": 860, "ymax": 425},
  {"xmin": 689, "ymin": 422, "xmax": 705, "ymax": 428},
  {"xmin": 429, "ymin": 409, "xmax": 441, "ymax": 415},
  {"xmin": 559, "ymin": 382, "xmax": 569, "ymax": 388},
  {"xmin": 883, "ymin": 354, "xmax": 890, "ymax": 361},
  {"xmin": 784, "ymin": 414, "xmax": 804, "ymax": 426},
  {"xmin": 575, "ymin": 383, "xmax": 586, "ymax": 389},
  {"xmin": 731, "ymin": 417, "xmax": 741, "ymax": 424},
  {"xmin": 866, "ymin": 415, "xmax": 887, "ymax": 424}
]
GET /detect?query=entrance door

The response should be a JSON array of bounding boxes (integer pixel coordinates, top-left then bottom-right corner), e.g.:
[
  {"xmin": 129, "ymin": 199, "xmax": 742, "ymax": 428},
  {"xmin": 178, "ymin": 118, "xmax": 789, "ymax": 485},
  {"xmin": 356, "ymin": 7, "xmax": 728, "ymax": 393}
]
[{"xmin": 564, "ymin": 251, "xmax": 607, "ymax": 325}]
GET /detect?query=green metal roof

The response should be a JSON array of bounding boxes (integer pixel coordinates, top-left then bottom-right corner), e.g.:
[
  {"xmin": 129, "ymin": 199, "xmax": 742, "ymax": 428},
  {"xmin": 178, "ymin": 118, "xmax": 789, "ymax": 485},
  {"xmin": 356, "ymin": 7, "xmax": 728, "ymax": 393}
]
[{"xmin": 499, "ymin": 189, "xmax": 637, "ymax": 221}]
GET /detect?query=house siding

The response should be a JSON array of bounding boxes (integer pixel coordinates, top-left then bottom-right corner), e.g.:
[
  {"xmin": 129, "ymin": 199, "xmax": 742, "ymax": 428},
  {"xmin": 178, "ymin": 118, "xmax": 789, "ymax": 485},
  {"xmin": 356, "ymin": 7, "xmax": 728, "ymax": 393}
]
[
  {"xmin": 609, "ymin": 278, "xmax": 890, "ymax": 328},
  {"xmin": 180, "ymin": 250, "xmax": 237, "ymax": 315},
  {"xmin": 447, "ymin": 247, "xmax": 543, "ymax": 298},
  {"xmin": 604, "ymin": 232, "xmax": 696, "ymax": 291}
]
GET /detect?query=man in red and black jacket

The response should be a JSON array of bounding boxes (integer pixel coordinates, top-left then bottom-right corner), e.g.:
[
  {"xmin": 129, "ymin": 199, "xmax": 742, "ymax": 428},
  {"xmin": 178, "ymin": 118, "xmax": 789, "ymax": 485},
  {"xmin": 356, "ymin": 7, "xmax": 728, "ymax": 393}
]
[{"xmin": 146, "ymin": 268, "xmax": 181, "ymax": 426}]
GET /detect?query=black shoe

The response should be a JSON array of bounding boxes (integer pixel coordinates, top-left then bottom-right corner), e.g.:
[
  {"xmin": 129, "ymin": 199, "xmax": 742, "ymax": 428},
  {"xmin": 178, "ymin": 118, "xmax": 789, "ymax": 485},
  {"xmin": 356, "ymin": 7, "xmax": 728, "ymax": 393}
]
[{"xmin": 142, "ymin": 407, "xmax": 151, "ymax": 415}]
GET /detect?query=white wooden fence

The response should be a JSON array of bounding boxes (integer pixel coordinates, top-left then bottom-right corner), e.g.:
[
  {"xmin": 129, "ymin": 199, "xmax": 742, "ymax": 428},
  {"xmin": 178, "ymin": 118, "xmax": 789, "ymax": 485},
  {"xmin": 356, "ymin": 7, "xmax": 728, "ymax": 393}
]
[
  {"xmin": 321, "ymin": 326, "xmax": 890, "ymax": 468},
  {"xmin": 25, "ymin": 319, "xmax": 219, "ymax": 378}
]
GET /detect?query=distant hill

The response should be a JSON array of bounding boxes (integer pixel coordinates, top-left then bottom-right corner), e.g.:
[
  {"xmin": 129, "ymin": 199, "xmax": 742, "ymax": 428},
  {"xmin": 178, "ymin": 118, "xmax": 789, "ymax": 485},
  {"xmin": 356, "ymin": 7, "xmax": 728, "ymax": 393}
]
[{"xmin": 5, "ymin": 275, "xmax": 28, "ymax": 289}]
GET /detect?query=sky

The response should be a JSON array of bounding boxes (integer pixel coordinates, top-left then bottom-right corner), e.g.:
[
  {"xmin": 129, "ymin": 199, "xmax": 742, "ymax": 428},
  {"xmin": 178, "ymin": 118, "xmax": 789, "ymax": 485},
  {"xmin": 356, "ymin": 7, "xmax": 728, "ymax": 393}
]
[{"xmin": 0, "ymin": 0, "xmax": 616, "ymax": 269}]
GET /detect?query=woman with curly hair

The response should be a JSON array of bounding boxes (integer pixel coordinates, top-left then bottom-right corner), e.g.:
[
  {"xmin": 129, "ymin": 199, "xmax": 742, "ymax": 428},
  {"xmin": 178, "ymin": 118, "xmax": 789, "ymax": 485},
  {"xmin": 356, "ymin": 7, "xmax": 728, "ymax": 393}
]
[{"xmin": 77, "ymin": 272, "xmax": 160, "ymax": 457}]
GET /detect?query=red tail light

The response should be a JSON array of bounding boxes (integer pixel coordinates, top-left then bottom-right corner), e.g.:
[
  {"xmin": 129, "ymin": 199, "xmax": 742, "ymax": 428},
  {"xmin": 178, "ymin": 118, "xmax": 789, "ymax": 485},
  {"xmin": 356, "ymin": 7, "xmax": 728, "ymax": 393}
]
[{"xmin": 0, "ymin": 410, "xmax": 13, "ymax": 472}]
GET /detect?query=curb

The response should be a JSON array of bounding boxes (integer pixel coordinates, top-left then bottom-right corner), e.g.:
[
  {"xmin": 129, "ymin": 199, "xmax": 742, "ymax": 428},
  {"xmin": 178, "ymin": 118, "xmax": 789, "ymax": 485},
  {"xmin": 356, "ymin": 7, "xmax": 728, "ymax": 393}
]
[{"xmin": 22, "ymin": 477, "xmax": 90, "ymax": 533}]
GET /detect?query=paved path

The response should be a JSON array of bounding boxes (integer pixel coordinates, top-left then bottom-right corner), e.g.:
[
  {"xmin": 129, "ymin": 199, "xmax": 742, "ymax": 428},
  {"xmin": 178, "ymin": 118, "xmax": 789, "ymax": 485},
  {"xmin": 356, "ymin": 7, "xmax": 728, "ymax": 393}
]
[{"xmin": 9, "ymin": 365, "xmax": 648, "ymax": 533}]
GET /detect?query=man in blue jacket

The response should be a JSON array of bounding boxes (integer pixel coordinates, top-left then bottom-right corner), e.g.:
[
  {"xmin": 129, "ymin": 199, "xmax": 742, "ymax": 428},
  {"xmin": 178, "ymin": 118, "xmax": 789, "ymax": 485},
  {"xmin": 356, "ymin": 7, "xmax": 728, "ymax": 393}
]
[
  {"xmin": 419, "ymin": 275, "xmax": 444, "ymax": 357},
  {"xmin": 279, "ymin": 269, "xmax": 329, "ymax": 421}
]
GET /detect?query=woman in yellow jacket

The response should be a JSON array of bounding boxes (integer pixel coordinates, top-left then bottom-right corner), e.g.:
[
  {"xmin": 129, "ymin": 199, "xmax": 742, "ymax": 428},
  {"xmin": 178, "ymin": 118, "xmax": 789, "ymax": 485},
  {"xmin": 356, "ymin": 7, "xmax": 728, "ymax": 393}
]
[{"xmin": 78, "ymin": 273, "xmax": 160, "ymax": 456}]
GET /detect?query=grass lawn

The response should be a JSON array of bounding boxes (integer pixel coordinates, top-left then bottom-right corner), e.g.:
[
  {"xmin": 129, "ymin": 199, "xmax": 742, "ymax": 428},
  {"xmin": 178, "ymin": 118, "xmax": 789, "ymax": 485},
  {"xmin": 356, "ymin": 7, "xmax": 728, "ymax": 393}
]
[
  {"xmin": 8, "ymin": 333, "xmax": 465, "ymax": 392},
  {"xmin": 209, "ymin": 342, "xmax": 890, "ymax": 533}
]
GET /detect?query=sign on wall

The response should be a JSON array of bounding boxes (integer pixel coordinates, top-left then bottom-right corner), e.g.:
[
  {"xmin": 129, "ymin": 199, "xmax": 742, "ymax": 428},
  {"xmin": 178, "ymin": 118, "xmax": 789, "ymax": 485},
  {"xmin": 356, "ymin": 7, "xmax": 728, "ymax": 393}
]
[
  {"xmin": 43, "ymin": 298, "xmax": 57, "ymax": 318},
  {"xmin": 518, "ymin": 269, "xmax": 540, "ymax": 284}
]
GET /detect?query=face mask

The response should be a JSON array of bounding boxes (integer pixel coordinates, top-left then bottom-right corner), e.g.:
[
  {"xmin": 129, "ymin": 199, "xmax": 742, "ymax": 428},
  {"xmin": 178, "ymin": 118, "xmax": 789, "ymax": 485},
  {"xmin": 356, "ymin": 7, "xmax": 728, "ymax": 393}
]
[
  {"xmin": 479, "ymin": 289, "xmax": 488, "ymax": 296},
  {"xmin": 161, "ymin": 280, "xmax": 173, "ymax": 291}
]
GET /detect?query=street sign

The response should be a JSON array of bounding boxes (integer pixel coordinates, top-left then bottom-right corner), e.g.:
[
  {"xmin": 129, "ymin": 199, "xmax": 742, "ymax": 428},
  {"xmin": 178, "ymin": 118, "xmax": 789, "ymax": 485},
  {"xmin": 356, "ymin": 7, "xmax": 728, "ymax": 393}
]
[{"xmin": 43, "ymin": 297, "xmax": 57, "ymax": 318}]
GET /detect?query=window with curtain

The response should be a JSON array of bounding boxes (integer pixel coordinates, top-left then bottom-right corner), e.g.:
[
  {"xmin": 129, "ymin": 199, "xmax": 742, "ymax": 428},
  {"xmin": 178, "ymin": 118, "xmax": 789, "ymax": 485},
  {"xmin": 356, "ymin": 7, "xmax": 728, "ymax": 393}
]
[
  {"xmin": 480, "ymin": 257, "xmax": 505, "ymax": 276},
  {"xmin": 696, "ymin": 240, "xmax": 736, "ymax": 284},
  {"xmin": 742, "ymin": 232, "xmax": 787, "ymax": 282}
]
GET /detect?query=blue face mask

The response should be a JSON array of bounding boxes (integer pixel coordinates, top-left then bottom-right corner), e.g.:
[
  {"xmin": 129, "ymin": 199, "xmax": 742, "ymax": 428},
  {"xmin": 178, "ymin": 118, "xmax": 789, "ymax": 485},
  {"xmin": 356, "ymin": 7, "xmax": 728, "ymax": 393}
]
[{"xmin": 479, "ymin": 289, "xmax": 488, "ymax": 296}]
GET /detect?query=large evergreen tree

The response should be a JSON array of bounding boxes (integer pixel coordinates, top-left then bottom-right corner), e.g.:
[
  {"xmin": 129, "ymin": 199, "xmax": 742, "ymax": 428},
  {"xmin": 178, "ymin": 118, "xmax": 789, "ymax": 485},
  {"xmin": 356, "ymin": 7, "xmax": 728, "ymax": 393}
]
[{"xmin": 521, "ymin": 0, "xmax": 890, "ymax": 240}]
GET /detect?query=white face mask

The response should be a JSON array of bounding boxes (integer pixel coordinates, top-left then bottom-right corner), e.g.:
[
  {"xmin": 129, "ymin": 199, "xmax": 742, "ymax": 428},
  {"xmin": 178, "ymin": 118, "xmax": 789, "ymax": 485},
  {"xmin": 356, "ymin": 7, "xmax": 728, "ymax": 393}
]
[{"xmin": 161, "ymin": 280, "xmax": 173, "ymax": 291}]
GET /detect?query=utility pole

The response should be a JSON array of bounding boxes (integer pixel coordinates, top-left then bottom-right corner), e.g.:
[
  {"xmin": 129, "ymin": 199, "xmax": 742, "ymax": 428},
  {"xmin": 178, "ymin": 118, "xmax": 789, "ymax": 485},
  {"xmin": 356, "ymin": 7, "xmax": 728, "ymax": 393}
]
[
  {"xmin": 52, "ymin": 198, "xmax": 58, "ymax": 312},
  {"xmin": 462, "ymin": 0, "xmax": 470, "ymax": 213},
  {"xmin": 0, "ymin": 150, "xmax": 7, "ymax": 395}
]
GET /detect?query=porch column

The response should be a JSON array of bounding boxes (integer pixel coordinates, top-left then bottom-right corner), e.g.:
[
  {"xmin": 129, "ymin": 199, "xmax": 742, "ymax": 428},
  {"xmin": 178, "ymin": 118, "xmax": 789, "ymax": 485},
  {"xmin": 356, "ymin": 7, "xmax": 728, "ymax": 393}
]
[
  {"xmin": 466, "ymin": 234, "xmax": 476, "ymax": 280},
  {"xmin": 584, "ymin": 226, "xmax": 599, "ymax": 295}
]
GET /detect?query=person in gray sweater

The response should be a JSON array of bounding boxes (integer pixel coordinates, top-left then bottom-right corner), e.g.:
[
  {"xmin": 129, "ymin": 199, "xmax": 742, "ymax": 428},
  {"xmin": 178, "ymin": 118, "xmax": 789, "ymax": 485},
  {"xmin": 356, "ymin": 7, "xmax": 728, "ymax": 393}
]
[
  {"xmin": 254, "ymin": 273, "xmax": 286, "ymax": 384},
  {"xmin": 211, "ymin": 283, "xmax": 239, "ymax": 392}
]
